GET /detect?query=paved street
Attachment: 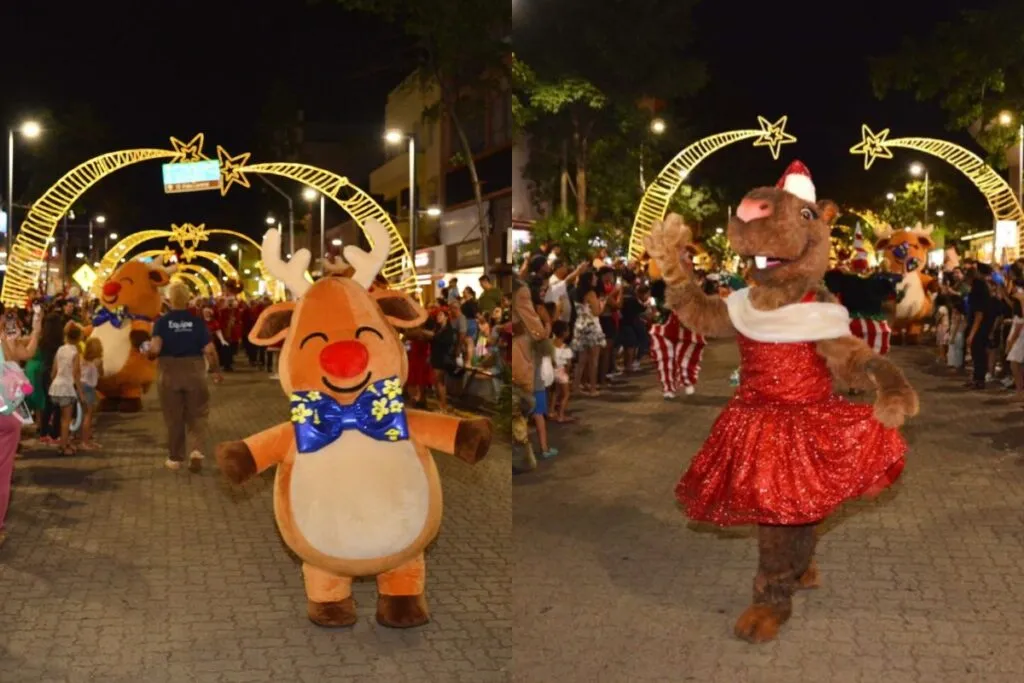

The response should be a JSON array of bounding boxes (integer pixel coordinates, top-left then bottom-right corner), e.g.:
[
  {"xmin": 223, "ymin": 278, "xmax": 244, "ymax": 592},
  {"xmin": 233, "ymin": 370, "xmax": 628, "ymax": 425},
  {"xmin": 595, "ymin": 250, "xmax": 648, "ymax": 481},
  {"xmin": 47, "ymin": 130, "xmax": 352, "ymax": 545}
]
[
  {"xmin": 514, "ymin": 342, "xmax": 1024, "ymax": 683},
  {"xmin": 0, "ymin": 367, "xmax": 510, "ymax": 683}
]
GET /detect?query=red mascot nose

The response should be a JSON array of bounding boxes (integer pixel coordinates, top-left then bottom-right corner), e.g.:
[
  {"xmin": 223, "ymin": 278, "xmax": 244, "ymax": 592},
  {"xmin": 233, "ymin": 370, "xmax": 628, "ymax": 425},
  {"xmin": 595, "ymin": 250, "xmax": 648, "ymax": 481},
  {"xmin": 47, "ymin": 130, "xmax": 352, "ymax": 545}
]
[
  {"xmin": 102, "ymin": 281, "xmax": 122, "ymax": 297},
  {"xmin": 735, "ymin": 198, "xmax": 774, "ymax": 223},
  {"xmin": 319, "ymin": 340, "xmax": 370, "ymax": 379}
]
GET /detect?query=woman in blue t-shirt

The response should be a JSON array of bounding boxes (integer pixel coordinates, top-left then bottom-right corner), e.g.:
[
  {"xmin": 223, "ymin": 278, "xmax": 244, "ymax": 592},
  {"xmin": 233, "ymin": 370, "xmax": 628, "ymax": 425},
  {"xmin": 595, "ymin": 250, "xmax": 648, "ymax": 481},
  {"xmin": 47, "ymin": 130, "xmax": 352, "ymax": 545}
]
[{"xmin": 146, "ymin": 283, "xmax": 222, "ymax": 472}]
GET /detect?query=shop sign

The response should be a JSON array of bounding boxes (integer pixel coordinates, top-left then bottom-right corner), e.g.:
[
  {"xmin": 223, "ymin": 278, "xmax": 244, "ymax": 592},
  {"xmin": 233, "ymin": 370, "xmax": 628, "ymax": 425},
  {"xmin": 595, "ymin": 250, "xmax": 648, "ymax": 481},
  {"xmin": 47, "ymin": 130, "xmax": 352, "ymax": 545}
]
[{"xmin": 455, "ymin": 240, "xmax": 483, "ymax": 268}]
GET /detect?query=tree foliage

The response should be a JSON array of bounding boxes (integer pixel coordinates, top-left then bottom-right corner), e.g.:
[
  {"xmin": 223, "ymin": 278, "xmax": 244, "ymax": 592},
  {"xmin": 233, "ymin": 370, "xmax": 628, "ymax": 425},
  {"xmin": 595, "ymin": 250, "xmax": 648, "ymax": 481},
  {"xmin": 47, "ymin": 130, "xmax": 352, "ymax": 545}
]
[{"xmin": 871, "ymin": 1, "xmax": 1024, "ymax": 163}]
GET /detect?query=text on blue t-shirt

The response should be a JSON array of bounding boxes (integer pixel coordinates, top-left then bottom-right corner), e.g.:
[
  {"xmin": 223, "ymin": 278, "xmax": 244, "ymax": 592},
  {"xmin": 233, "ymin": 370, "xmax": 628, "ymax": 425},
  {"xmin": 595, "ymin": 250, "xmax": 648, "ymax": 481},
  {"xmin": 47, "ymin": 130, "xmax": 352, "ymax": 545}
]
[{"xmin": 153, "ymin": 310, "xmax": 210, "ymax": 357}]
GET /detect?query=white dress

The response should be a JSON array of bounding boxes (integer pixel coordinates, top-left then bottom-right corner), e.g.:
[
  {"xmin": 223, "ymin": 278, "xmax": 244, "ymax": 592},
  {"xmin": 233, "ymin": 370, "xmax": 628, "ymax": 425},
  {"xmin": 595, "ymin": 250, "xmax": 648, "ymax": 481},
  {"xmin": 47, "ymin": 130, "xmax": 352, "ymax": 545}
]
[
  {"xmin": 1007, "ymin": 317, "xmax": 1024, "ymax": 363},
  {"xmin": 49, "ymin": 344, "xmax": 78, "ymax": 398}
]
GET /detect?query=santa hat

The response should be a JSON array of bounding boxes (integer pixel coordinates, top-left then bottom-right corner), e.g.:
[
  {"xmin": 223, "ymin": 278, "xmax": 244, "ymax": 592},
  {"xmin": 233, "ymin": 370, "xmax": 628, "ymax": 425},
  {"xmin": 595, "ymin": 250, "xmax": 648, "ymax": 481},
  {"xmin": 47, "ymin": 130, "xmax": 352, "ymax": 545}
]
[
  {"xmin": 851, "ymin": 225, "xmax": 869, "ymax": 272},
  {"xmin": 776, "ymin": 160, "xmax": 816, "ymax": 203}
]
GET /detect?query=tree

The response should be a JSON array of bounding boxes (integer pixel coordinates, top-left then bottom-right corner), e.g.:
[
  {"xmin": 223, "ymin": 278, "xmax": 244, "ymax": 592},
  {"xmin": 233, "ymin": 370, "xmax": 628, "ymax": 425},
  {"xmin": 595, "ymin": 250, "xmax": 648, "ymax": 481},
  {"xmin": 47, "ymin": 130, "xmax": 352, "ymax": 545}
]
[
  {"xmin": 335, "ymin": 0, "xmax": 509, "ymax": 277},
  {"xmin": 871, "ymin": 1, "xmax": 1024, "ymax": 162},
  {"xmin": 516, "ymin": 0, "xmax": 706, "ymax": 230},
  {"xmin": 866, "ymin": 179, "xmax": 979, "ymax": 246}
]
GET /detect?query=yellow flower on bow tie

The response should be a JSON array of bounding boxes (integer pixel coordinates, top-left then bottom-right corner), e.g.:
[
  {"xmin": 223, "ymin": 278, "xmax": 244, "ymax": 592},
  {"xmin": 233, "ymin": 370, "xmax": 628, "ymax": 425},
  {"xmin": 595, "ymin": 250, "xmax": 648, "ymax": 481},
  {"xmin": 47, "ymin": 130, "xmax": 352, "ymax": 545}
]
[
  {"xmin": 371, "ymin": 397, "xmax": 390, "ymax": 421},
  {"xmin": 385, "ymin": 428, "xmax": 401, "ymax": 441},
  {"xmin": 383, "ymin": 378, "xmax": 402, "ymax": 400},
  {"xmin": 291, "ymin": 404, "xmax": 314, "ymax": 424},
  {"xmin": 389, "ymin": 399, "xmax": 404, "ymax": 414},
  {"xmin": 306, "ymin": 390, "xmax": 321, "ymax": 401}
]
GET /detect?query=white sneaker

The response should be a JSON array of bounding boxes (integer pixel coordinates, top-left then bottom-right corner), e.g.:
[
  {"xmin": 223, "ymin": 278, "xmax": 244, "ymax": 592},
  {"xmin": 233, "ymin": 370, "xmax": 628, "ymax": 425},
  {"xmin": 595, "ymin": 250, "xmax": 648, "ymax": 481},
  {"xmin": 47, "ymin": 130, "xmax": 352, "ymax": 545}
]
[
  {"xmin": 188, "ymin": 450, "xmax": 204, "ymax": 472},
  {"xmin": 269, "ymin": 373, "xmax": 279, "ymax": 380},
  {"xmin": 164, "ymin": 458, "xmax": 181, "ymax": 471},
  {"xmin": 664, "ymin": 391, "xmax": 676, "ymax": 399},
  {"xmin": 985, "ymin": 373, "xmax": 994, "ymax": 383},
  {"xmin": 630, "ymin": 362, "xmax": 642, "ymax": 372},
  {"xmin": 684, "ymin": 385, "xmax": 696, "ymax": 396}
]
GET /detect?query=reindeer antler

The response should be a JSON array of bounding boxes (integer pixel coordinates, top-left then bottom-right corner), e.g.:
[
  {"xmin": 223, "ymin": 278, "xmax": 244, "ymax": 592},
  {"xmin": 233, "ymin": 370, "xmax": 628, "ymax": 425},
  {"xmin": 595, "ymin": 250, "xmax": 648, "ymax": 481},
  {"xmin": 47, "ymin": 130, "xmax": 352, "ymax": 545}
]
[
  {"xmin": 912, "ymin": 222, "xmax": 935, "ymax": 237},
  {"xmin": 152, "ymin": 254, "xmax": 178, "ymax": 275},
  {"xmin": 322, "ymin": 254, "xmax": 354, "ymax": 276},
  {"xmin": 262, "ymin": 228, "xmax": 312, "ymax": 297},
  {"xmin": 343, "ymin": 219, "xmax": 390, "ymax": 289},
  {"xmin": 874, "ymin": 222, "xmax": 894, "ymax": 240}
]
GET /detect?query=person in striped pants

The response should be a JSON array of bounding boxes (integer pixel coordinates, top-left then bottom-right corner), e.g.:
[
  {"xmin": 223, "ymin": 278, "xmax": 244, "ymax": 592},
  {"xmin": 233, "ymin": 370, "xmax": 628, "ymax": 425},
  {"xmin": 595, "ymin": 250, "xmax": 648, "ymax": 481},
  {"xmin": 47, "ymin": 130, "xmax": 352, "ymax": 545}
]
[{"xmin": 649, "ymin": 280, "xmax": 706, "ymax": 398}]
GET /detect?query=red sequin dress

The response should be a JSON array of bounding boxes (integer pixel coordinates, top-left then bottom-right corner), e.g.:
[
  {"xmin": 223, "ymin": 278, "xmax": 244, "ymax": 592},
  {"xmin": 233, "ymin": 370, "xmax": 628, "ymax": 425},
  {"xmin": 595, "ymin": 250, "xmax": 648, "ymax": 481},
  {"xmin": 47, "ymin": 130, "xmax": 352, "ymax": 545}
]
[{"xmin": 676, "ymin": 334, "xmax": 906, "ymax": 526}]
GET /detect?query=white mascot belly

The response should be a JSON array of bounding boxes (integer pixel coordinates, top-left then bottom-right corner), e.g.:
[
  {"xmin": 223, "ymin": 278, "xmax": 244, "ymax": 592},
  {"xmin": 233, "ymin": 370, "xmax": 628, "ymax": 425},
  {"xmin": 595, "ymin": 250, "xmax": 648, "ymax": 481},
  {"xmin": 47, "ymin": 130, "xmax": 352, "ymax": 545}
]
[
  {"xmin": 91, "ymin": 322, "xmax": 133, "ymax": 376},
  {"xmin": 288, "ymin": 432, "xmax": 430, "ymax": 561},
  {"xmin": 895, "ymin": 272, "xmax": 925, "ymax": 322}
]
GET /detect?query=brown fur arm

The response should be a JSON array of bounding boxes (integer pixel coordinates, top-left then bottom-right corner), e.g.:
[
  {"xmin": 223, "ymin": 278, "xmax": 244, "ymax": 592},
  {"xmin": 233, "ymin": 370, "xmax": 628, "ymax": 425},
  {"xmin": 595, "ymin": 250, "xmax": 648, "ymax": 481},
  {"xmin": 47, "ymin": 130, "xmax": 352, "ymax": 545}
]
[
  {"xmin": 407, "ymin": 409, "xmax": 491, "ymax": 465},
  {"xmin": 815, "ymin": 335, "xmax": 919, "ymax": 428},
  {"xmin": 216, "ymin": 422, "xmax": 292, "ymax": 484},
  {"xmin": 664, "ymin": 281, "xmax": 735, "ymax": 338}
]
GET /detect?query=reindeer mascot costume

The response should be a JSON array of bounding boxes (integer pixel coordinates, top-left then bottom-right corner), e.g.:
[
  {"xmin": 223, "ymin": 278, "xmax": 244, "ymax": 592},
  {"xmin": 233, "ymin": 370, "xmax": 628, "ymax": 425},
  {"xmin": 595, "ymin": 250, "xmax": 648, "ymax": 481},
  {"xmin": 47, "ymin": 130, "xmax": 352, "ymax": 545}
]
[
  {"xmin": 874, "ymin": 222, "xmax": 936, "ymax": 344},
  {"xmin": 216, "ymin": 220, "xmax": 493, "ymax": 629},
  {"xmin": 645, "ymin": 161, "xmax": 919, "ymax": 643},
  {"xmin": 86, "ymin": 257, "xmax": 175, "ymax": 412}
]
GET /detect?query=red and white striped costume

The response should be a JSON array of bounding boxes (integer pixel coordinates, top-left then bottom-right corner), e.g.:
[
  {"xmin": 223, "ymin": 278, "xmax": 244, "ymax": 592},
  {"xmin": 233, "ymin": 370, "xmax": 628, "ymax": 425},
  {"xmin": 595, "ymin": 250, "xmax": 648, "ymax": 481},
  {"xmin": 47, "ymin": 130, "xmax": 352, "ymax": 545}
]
[
  {"xmin": 849, "ymin": 317, "xmax": 891, "ymax": 355},
  {"xmin": 650, "ymin": 312, "xmax": 706, "ymax": 393}
]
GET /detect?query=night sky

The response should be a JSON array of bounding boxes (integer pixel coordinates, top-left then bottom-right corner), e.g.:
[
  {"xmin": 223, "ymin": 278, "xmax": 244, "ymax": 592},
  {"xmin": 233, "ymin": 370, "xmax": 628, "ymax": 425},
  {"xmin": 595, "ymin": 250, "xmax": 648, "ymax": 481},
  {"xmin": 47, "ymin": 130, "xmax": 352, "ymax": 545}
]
[{"xmin": 0, "ymin": 0, "xmax": 414, "ymax": 255}]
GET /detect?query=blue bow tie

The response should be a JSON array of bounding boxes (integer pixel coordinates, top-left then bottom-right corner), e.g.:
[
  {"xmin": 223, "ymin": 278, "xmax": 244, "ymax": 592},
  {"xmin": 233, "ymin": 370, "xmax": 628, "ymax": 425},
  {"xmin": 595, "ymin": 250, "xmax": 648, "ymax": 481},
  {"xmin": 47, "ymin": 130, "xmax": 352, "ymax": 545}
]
[
  {"xmin": 93, "ymin": 308, "xmax": 150, "ymax": 329},
  {"xmin": 289, "ymin": 377, "xmax": 410, "ymax": 453}
]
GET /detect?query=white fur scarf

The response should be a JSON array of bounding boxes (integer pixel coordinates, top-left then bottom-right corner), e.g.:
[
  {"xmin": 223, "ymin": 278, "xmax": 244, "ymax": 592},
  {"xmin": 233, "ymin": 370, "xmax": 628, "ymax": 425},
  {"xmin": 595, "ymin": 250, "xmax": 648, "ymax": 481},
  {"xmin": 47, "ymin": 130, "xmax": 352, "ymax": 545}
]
[{"xmin": 726, "ymin": 288, "xmax": 851, "ymax": 343}]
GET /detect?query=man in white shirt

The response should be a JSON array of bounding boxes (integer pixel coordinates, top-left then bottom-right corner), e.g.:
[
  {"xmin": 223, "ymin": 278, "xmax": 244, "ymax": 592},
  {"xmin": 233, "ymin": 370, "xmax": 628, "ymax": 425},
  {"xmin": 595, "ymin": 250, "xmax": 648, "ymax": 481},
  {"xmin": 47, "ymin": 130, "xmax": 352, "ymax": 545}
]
[{"xmin": 546, "ymin": 259, "xmax": 586, "ymax": 323}]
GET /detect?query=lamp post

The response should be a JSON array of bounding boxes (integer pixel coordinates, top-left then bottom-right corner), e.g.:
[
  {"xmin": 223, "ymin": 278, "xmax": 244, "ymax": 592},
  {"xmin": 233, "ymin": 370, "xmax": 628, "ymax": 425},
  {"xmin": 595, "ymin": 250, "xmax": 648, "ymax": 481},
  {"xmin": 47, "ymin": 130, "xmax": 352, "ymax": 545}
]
[
  {"xmin": 93, "ymin": 215, "xmax": 106, "ymax": 261},
  {"xmin": 5, "ymin": 120, "xmax": 42, "ymax": 260},
  {"xmin": 256, "ymin": 176, "xmax": 294, "ymax": 256},
  {"xmin": 303, "ymin": 187, "xmax": 325, "ymax": 273},
  {"xmin": 999, "ymin": 111, "xmax": 1023, "ymax": 205},
  {"xmin": 385, "ymin": 129, "xmax": 419, "ymax": 279},
  {"xmin": 909, "ymin": 162, "xmax": 928, "ymax": 223},
  {"xmin": 640, "ymin": 118, "xmax": 666, "ymax": 191},
  {"xmin": 230, "ymin": 243, "xmax": 241, "ymax": 278}
]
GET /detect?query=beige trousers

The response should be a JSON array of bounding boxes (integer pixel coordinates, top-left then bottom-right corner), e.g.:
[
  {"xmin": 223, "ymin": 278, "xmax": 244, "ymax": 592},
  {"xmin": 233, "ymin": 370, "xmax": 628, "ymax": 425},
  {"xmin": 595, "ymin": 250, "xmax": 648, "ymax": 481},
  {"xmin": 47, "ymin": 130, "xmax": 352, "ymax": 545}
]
[{"xmin": 157, "ymin": 357, "xmax": 210, "ymax": 462}]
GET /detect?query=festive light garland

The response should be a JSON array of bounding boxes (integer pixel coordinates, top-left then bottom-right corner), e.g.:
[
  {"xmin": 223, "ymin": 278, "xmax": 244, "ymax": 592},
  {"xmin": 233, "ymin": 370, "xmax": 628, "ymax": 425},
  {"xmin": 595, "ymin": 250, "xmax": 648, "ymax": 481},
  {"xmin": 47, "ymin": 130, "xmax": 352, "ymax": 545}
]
[
  {"xmin": 1, "ymin": 134, "xmax": 413, "ymax": 305},
  {"xmin": 629, "ymin": 116, "xmax": 796, "ymax": 261},
  {"xmin": 850, "ymin": 124, "xmax": 1024, "ymax": 255}
]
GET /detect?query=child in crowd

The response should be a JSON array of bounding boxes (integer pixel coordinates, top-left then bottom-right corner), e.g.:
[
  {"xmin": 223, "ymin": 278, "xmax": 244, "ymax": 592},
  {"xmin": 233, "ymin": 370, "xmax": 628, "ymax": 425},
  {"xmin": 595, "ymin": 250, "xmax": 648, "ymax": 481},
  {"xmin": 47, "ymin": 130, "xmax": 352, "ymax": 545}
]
[
  {"xmin": 79, "ymin": 337, "xmax": 103, "ymax": 450},
  {"xmin": 48, "ymin": 324, "xmax": 85, "ymax": 456},
  {"xmin": 947, "ymin": 296, "xmax": 966, "ymax": 370},
  {"xmin": 550, "ymin": 320, "xmax": 575, "ymax": 423},
  {"xmin": 935, "ymin": 296, "xmax": 951, "ymax": 364}
]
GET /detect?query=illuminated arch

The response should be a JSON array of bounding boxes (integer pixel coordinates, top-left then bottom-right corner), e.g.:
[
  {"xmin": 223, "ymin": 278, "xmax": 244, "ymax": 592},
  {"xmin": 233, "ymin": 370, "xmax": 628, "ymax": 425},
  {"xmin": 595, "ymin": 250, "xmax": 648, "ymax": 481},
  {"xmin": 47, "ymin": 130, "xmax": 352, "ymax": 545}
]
[
  {"xmin": 850, "ymin": 125, "xmax": 1024, "ymax": 256},
  {"xmin": 177, "ymin": 264, "xmax": 222, "ymax": 297},
  {"xmin": 170, "ymin": 271, "xmax": 210, "ymax": 298},
  {"xmin": 0, "ymin": 133, "xmax": 413, "ymax": 305},
  {"xmin": 629, "ymin": 116, "xmax": 797, "ymax": 260}
]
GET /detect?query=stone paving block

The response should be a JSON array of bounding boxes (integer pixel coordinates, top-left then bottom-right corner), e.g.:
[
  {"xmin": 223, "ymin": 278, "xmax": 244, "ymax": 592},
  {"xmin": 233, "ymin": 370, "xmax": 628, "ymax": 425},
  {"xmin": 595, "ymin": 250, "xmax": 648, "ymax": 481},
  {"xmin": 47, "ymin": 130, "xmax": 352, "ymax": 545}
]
[
  {"xmin": 0, "ymin": 368, "xmax": 509, "ymax": 682},
  {"xmin": 514, "ymin": 342, "xmax": 1024, "ymax": 682}
]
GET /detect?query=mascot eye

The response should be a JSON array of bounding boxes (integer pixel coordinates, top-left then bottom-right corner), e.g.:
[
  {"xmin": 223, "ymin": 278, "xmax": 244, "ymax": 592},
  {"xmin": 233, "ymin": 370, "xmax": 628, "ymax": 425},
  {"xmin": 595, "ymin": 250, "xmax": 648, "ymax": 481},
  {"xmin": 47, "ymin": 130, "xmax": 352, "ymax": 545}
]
[{"xmin": 799, "ymin": 207, "xmax": 816, "ymax": 221}]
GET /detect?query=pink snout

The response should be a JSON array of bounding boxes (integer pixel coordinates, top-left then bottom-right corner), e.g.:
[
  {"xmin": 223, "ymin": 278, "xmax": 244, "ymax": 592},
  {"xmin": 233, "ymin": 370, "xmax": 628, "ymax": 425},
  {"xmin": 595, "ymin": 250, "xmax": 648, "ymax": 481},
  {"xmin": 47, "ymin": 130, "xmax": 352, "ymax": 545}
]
[{"xmin": 736, "ymin": 198, "xmax": 774, "ymax": 223}]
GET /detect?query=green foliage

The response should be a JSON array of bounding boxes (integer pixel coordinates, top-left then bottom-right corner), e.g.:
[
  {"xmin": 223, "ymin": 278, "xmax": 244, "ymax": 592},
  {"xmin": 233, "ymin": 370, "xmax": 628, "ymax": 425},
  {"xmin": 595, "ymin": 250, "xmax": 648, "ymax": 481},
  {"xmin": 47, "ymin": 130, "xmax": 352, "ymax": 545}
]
[
  {"xmin": 522, "ymin": 211, "xmax": 606, "ymax": 264},
  {"xmin": 528, "ymin": 78, "xmax": 607, "ymax": 114},
  {"xmin": 867, "ymin": 179, "xmax": 978, "ymax": 243},
  {"xmin": 702, "ymin": 231, "xmax": 735, "ymax": 270},
  {"xmin": 668, "ymin": 184, "xmax": 723, "ymax": 227},
  {"xmin": 871, "ymin": 1, "xmax": 1024, "ymax": 163}
]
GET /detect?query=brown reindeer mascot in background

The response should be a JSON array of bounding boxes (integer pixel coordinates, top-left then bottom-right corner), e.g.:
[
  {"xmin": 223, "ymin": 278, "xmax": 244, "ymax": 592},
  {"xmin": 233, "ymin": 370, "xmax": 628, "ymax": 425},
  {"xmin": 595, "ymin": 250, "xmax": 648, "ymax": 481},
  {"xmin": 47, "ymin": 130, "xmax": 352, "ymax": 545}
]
[
  {"xmin": 644, "ymin": 161, "xmax": 919, "ymax": 643},
  {"xmin": 216, "ymin": 220, "xmax": 492, "ymax": 629}
]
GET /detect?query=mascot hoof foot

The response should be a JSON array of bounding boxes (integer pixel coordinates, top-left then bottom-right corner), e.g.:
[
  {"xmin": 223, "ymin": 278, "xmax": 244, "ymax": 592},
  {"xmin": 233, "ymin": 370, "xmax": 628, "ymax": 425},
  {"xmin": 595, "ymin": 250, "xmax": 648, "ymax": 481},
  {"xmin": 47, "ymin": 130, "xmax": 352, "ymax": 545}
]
[
  {"xmin": 376, "ymin": 594, "xmax": 430, "ymax": 629},
  {"xmin": 455, "ymin": 418, "xmax": 492, "ymax": 465},
  {"xmin": 307, "ymin": 597, "xmax": 357, "ymax": 627},
  {"xmin": 733, "ymin": 605, "xmax": 783, "ymax": 644},
  {"xmin": 797, "ymin": 561, "xmax": 821, "ymax": 589},
  {"xmin": 118, "ymin": 398, "xmax": 142, "ymax": 413}
]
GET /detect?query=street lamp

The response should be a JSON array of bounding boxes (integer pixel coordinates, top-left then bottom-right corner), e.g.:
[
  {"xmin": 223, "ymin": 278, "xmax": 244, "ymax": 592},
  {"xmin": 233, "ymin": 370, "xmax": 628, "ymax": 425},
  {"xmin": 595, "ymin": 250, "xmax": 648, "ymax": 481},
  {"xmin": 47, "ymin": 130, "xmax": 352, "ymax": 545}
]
[
  {"xmin": 331, "ymin": 238, "xmax": 342, "ymax": 247},
  {"xmin": 935, "ymin": 210, "xmax": 945, "ymax": 217},
  {"xmin": 909, "ymin": 163, "xmax": 929, "ymax": 223},
  {"xmin": 303, "ymin": 187, "xmax": 326, "ymax": 273},
  {"xmin": 384, "ymin": 128, "xmax": 420, "ymax": 277},
  {"xmin": 886, "ymin": 192, "xmax": 895, "ymax": 201},
  {"xmin": 650, "ymin": 118, "xmax": 666, "ymax": 135},
  {"xmin": 265, "ymin": 215, "xmax": 276, "ymax": 226},
  {"xmin": 425, "ymin": 206, "xmax": 442, "ymax": 218},
  {"xmin": 75, "ymin": 252, "xmax": 84, "ymax": 259},
  {"xmin": 999, "ymin": 111, "xmax": 1014, "ymax": 126},
  {"xmin": 231, "ymin": 242, "xmax": 241, "ymax": 274},
  {"xmin": 6, "ymin": 119, "xmax": 43, "ymax": 257}
]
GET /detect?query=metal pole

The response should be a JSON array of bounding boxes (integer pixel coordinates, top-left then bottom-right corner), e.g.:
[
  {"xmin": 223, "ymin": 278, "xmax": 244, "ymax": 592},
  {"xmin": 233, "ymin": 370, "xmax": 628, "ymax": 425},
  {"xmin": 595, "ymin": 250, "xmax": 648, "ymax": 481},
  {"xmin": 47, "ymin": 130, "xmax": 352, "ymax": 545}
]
[
  {"xmin": 1018, "ymin": 124, "xmax": 1023, "ymax": 205},
  {"xmin": 89, "ymin": 220, "xmax": 94, "ymax": 262},
  {"xmin": 288, "ymin": 200, "xmax": 294, "ymax": 258},
  {"xmin": 6, "ymin": 129, "xmax": 13, "ymax": 264},
  {"xmin": 319, "ymin": 195, "xmax": 325, "ymax": 271},
  {"xmin": 408, "ymin": 135, "xmax": 418, "ymax": 280}
]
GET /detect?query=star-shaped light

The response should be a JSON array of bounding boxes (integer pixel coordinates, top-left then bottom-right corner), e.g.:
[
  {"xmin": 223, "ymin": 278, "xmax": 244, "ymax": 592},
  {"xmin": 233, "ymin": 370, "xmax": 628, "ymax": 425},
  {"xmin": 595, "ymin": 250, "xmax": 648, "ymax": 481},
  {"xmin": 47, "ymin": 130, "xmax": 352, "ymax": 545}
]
[
  {"xmin": 217, "ymin": 146, "xmax": 251, "ymax": 196},
  {"xmin": 752, "ymin": 115, "xmax": 797, "ymax": 160},
  {"xmin": 169, "ymin": 222, "xmax": 209, "ymax": 249},
  {"xmin": 169, "ymin": 134, "xmax": 209, "ymax": 163},
  {"xmin": 850, "ymin": 125, "xmax": 894, "ymax": 170},
  {"xmin": 180, "ymin": 246, "xmax": 198, "ymax": 262}
]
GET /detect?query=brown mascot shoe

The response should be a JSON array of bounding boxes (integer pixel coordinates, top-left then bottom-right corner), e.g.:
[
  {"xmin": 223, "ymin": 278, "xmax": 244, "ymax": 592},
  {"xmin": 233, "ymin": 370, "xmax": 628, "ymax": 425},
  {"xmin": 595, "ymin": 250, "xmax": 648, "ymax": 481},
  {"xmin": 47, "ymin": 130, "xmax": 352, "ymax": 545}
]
[
  {"xmin": 733, "ymin": 604, "xmax": 786, "ymax": 644},
  {"xmin": 307, "ymin": 597, "xmax": 358, "ymax": 627},
  {"xmin": 376, "ymin": 594, "xmax": 430, "ymax": 628},
  {"xmin": 118, "ymin": 398, "xmax": 143, "ymax": 413},
  {"xmin": 797, "ymin": 560, "xmax": 821, "ymax": 589}
]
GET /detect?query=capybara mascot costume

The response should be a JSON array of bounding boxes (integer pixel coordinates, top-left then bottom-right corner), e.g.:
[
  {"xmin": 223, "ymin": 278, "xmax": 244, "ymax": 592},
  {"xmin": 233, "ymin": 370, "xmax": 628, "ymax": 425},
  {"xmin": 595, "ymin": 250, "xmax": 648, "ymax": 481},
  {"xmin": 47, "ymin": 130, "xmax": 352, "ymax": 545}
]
[
  {"xmin": 87, "ymin": 257, "xmax": 174, "ymax": 412},
  {"xmin": 645, "ymin": 160, "xmax": 919, "ymax": 643},
  {"xmin": 215, "ymin": 220, "xmax": 492, "ymax": 629}
]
